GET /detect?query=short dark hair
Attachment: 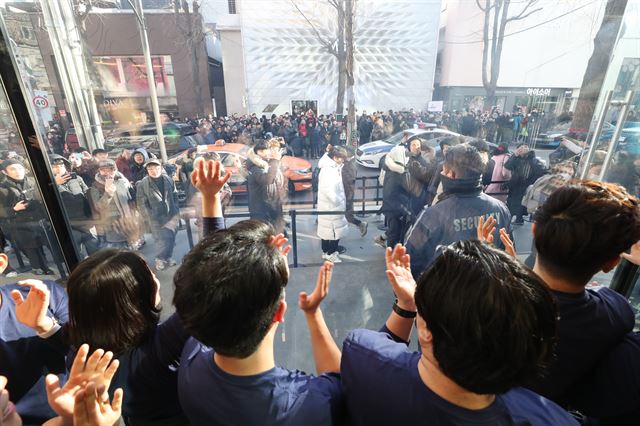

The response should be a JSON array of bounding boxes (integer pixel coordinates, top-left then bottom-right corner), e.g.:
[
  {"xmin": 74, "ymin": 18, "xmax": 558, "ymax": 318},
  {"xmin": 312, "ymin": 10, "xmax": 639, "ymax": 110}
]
[
  {"xmin": 415, "ymin": 240, "xmax": 557, "ymax": 395},
  {"xmin": 92, "ymin": 148, "xmax": 106, "ymax": 156},
  {"xmin": 468, "ymin": 139, "xmax": 490, "ymax": 153},
  {"xmin": 253, "ymin": 141, "xmax": 269, "ymax": 153},
  {"xmin": 173, "ymin": 220, "xmax": 288, "ymax": 358},
  {"xmin": 67, "ymin": 249, "xmax": 160, "ymax": 354},
  {"xmin": 444, "ymin": 143, "xmax": 486, "ymax": 179},
  {"xmin": 328, "ymin": 146, "xmax": 348, "ymax": 160},
  {"xmin": 534, "ymin": 180, "xmax": 640, "ymax": 285},
  {"xmin": 439, "ymin": 135, "xmax": 463, "ymax": 151}
]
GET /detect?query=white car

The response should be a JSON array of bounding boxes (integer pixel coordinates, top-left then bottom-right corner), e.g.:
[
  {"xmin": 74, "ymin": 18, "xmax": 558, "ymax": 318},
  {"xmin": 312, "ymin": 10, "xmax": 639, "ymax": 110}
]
[{"xmin": 356, "ymin": 128, "xmax": 462, "ymax": 169}]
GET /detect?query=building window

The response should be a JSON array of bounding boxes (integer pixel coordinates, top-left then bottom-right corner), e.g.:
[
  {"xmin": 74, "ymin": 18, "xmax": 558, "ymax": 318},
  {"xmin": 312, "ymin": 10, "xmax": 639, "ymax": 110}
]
[{"xmin": 228, "ymin": 0, "xmax": 236, "ymax": 14}]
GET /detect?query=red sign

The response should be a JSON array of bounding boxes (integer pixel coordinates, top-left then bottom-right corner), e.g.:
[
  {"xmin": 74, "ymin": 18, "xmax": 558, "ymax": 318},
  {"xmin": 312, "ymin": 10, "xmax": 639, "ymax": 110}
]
[{"xmin": 32, "ymin": 96, "xmax": 48, "ymax": 109}]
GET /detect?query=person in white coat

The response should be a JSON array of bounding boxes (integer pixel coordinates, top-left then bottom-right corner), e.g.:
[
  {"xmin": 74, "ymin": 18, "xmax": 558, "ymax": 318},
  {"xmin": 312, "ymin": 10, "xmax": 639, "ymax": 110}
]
[{"xmin": 317, "ymin": 146, "xmax": 349, "ymax": 263}]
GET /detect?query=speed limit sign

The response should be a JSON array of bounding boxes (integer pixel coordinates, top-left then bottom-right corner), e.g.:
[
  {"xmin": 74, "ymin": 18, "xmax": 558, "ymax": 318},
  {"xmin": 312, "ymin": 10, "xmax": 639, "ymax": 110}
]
[{"xmin": 33, "ymin": 96, "xmax": 48, "ymax": 109}]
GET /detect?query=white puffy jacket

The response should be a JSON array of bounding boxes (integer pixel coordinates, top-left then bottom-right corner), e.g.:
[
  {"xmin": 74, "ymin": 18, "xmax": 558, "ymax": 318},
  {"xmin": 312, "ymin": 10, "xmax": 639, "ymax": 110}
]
[{"xmin": 317, "ymin": 154, "xmax": 349, "ymax": 241}]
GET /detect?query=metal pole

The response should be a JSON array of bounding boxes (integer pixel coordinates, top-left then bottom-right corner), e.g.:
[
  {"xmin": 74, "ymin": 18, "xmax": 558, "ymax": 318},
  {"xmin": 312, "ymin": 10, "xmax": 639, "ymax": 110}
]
[
  {"xmin": 579, "ymin": 90, "xmax": 613, "ymax": 179},
  {"xmin": 132, "ymin": 0, "xmax": 167, "ymax": 162},
  {"xmin": 290, "ymin": 209, "xmax": 298, "ymax": 268},
  {"xmin": 599, "ymin": 90, "xmax": 635, "ymax": 181},
  {"xmin": 360, "ymin": 176, "xmax": 365, "ymax": 216},
  {"xmin": 40, "ymin": 0, "xmax": 96, "ymax": 150}
]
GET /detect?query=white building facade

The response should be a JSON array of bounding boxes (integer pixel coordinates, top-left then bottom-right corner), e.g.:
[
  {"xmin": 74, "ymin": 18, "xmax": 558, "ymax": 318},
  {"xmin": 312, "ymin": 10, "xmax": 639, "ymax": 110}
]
[{"xmin": 213, "ymin": 0, "xmax": 441, "ymax": 116}]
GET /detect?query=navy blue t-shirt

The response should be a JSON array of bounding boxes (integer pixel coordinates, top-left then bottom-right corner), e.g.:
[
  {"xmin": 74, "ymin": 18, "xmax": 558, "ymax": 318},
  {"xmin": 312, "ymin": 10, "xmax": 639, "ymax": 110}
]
[
  {"xmin": 527, "ymin": 286, "xmax": 634, "ymax": 403},
  {"xmin": 178, "ymin": 337, "xmax": 344, "ymax": 425},
  {"xmin": 568, "ymin": 331, "xmax": 640, "ymax": 421},
  {"xmin": 0, "ymin": 281, "xmax": 68, "ymax": 423},
  {"xmin": 341, "ymin": 329, "xmax": 577, "ymax": 426}
]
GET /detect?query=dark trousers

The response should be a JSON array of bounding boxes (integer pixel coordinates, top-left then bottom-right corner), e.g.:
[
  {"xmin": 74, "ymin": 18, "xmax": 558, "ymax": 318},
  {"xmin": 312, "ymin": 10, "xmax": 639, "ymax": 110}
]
[
  {"xmin": 72, "ymin": 228, "xmax": 100, "ymax": 257},
  {"xmin": 386, "ymin": 214, "xmax": 407, "ymax": 248},
  {"xmin": 152, "ymin": 227, "xmax": 176, "ymax": 260},
  {"xmin": 345, "ymin": 198, "xmax": 361, "ymax": 226},
  {"xmin": 22, "ymin": 247, "xmax": 49, "ymax": 270},
  {"xmin": 321, "ymin": 239, "xmax": 339, "ymax": 254}
]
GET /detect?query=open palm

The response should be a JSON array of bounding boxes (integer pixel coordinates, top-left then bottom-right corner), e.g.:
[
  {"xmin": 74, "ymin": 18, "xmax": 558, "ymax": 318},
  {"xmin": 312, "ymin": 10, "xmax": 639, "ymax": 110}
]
[{"xmin": 46, "ymin": 345, "xmax": 119, "ymax": 419}]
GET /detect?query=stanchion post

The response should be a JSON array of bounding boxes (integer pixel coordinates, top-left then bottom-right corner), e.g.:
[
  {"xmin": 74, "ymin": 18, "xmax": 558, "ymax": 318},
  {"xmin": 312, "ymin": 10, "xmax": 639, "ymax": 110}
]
[{"xmin": 290, "ymin": 209, "xmax": 298, "ymax": 268}]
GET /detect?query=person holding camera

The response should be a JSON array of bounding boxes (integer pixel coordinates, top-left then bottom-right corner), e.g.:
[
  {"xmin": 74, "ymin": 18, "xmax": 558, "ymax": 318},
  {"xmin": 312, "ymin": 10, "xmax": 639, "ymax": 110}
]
[
  {"xmin": 50, "ymin": 154, "xmax": 99, "ymax": 257},
  {"xmin": 0, "ymin": 159, "xmax": 53, "ymax": 274},
  {"xmin": 246, "ymin": 139, "xmax": 286, "ymax": 234}
]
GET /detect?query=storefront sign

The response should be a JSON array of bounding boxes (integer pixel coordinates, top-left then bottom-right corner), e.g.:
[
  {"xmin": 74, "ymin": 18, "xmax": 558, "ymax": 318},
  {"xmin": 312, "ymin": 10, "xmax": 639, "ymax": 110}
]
[{"xmin": 526, "ymin": 88, "xmax": 552, "ymax": 96}]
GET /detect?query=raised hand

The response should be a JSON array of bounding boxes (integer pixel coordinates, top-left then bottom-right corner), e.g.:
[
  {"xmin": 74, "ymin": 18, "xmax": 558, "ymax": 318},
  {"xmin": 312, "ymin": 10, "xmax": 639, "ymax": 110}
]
[
  {"xmin": 385, "ymin": 244, "xmax": 416, "ymax": 312},
  {"xmin": 73, "ymin": 382, "xmax": 123, "ymax": 426},
  {"xmin": 113, "ymin": 212, "xmax": 141, "ymax": 246},
  {"xmin": 299, "ymin": 261, "xmax": 333, "ymax": 315},
  {"xmin": 11, "ymin": 280, "xmax": 53, "ymax": 334},
  {"xmin": 270, "ymin": 234, "xmax": 291, "ymax": 257},
  {"xmin": 499, "ymin": 229, "xmax": 517, "ymax": 258},
  {"xmin": 0, "ymin": 376, "xmax": 22, "ymax": 426},
  {"xmin": 621, "ymin": 241, "xmax": 640, "ymax": 266},
  {"xmin": 476, "ymin": 215, "xmax": 497, "ymax": 245},
  {"xmin": 46, "ymin": 345, "xmax": 119, "ymax": 420},
  {"xmin": 191, "ymin": 159, "xmax": 231, "ymax": 199}
]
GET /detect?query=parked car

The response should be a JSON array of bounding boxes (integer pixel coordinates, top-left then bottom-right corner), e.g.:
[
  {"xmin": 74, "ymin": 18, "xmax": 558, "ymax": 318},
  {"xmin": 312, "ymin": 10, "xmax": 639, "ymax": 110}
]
[
  {"xmin": 103, "ymin": 122, "xmax": 199, "ymax": 158},
  {"xmin": 356, "ymin": 128, "xmax": 461, "ymax": 169},
  {"xmin": 532, "ymin": 122, "xmax": 570, "ymax": 149},
  {"xmin": 169, "ymin": 142, "xmax": 313, "ymax": 194}
]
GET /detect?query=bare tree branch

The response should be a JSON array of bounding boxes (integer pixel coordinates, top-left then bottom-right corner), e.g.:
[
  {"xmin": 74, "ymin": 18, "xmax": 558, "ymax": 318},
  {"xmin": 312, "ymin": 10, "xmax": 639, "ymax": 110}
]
[
  {"xmin": 506, "ymin": 0, "xmax": 542, "ymax": 22},
  {"xmin": 290, "ymin": 0, "xmax": 338, "ymax": 56}
]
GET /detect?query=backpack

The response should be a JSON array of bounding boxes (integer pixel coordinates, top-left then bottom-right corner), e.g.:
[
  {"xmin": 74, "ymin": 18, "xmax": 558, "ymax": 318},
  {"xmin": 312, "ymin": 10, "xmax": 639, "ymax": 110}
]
[{"xmin": 522, "ymin": 172, "xmax": 572, "ymax": 214}]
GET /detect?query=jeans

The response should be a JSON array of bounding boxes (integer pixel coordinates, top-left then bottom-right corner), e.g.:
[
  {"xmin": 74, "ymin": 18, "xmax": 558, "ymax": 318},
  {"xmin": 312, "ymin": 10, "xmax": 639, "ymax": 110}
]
[
  {"xmin": 72, "ymin": 228, "xmax": 100, "ymax": 257},
  {"xmin": 152, "ymin": 227, "xmax": 176, "ymax": 260},
  {"xmin": 321, "ymin": 239, "xmax": 339, "ymax": 254}
]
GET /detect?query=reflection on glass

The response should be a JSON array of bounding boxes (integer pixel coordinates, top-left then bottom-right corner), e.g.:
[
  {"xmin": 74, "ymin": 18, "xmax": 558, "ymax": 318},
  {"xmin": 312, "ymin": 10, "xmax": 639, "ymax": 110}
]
[{"xmin": 0, "ymin": 88, "xmax": 63, "ymax": 280}]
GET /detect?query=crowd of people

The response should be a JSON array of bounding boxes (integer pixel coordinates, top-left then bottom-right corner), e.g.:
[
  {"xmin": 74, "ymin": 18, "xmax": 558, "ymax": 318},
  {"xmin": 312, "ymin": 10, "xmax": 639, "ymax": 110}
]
[
  {"xmin": 0, "ymin": 104, "xmax": 639, "ymax": 425},
  {"xmin": 0, "ymin": 150, "xmax": 639, "ymax": 425}
]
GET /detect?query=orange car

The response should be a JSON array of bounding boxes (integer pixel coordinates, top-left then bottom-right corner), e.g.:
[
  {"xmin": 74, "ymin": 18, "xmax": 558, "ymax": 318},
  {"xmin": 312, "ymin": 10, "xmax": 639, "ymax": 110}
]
[{"xmin": 171, "ymin": 143, "xmax": 313, "ymax": 193}]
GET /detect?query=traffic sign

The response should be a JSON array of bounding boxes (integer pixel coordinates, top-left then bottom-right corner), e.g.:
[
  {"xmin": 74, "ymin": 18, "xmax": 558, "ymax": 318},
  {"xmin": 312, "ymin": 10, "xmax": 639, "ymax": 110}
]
[{"xmin": 33, "ymin": 95, "xmax": 48, "ymax": 109}]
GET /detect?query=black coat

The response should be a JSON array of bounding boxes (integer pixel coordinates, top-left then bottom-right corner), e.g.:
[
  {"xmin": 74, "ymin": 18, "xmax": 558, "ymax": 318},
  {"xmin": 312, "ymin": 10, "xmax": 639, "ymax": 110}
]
[
  {"xmin": 0, "ymin": 176, "xmax": 46, "ymax": 248},
  {"xmin": 246, "ymin": 158, "xmax": 284, "ymax": 232},
  {"xmin": 381, "ymin": 164, "xmax": 410, "ymax": 217}
]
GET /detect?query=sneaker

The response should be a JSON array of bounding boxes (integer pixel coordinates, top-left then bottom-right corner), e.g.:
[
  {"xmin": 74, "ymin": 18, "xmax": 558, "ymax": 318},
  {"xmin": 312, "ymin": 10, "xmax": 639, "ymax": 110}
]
[
  {"xmin": 155, "ymin": 259, "xmax": 166, "ymax": 271},
  {"xmin": 358, "ymin": 221, "xmax": 368, "ymax": 237},
  {"xmin": 337, "ymin": 245, "xmax": 347, "ymax": 254},
  {"xmin": 326, "ymin": 252, "xmax": 342, "ymax": 263},
  {"xmin": 377, "ymin": 224, "xmax": 388, "ymax": 231},
  {"xmin": 5, "ymin": 271, "xmax": 17, "ymax": 278},
  {"xmin": 165, "ymin": 258, "xmax": 177, "ymax": 267},
  {"xmin": 32, "ymin": 268, "xmax": 44, "ymax": 275},
  {"xmin": 374, "ymin": 235, "xmax": 386, "ymax": 248},
  {"xmin": 322, "ymin": 252, "xmax": 330, "ymax": 261}
]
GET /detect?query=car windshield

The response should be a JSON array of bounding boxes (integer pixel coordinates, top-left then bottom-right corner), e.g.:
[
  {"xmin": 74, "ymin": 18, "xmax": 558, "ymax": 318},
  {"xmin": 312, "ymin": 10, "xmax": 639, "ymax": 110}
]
[{"xmin": 385, "ymin": 132, "xmax": 405, "ymax": 145}]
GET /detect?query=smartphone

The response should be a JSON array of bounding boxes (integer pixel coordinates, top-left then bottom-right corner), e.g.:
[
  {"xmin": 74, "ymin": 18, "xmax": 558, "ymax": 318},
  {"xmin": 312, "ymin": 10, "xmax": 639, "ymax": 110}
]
[{"xmin": 69, "ymin": 172, "xmax": 78, "ymax": 179}]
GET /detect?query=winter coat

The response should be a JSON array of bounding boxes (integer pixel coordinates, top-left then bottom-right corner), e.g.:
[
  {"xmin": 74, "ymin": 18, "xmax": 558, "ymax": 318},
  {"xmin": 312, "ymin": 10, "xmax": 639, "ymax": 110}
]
[
  {"xmin": 485, "ymin": 153, "xmax": 511, "ymax": 202},
  {"xmin": 504, "ymin": 151, "xmax": 546, "ymax": 213},
  {"xmin": 136, "ymin": 175, "xmax": 180, "ymax": 229},
  {"xmin": 341, "ymin": 158, "xmax": 358, "ymax": 201},
  {"xmin": 0, "ymin": 176, "xmax": 47, "ymax": 248},
  {"xmin": 116, "ymin": 155, "xmax": 132, "ymax": 181},
  {"xmin": 88, "ymin": 172, "xmax": 133, "ymax": 243},
  {"xmin": 245, "ymin": 150, "xmax": 285, "ymax": 233},
  {"xmin": 317, "ymin": 154, "xmax": 348, "ymax": 241},
  {"xmin": 405, "ymin": 174, "xmax": 512, "ymax": 278},
  {"xmin": 56, "ymin": 175, "xmax": 94, "ymax": 231},
  {"xmin": 381, "ymin": 146, "xmax": 410, "ymax": 216},
  {"xmin": 129, "ymin": 148, "xmax": 151, "ymax": 184},
  {"xmin": 406, "ymin": 153, "xmax": 434, "ymax": 215}
]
